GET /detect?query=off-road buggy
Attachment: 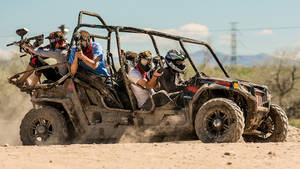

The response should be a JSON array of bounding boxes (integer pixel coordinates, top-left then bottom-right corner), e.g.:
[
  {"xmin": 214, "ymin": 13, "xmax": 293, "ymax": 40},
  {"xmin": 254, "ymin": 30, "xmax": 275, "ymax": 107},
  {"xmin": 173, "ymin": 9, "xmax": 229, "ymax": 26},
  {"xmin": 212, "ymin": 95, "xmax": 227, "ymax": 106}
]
[{"xmin": 7, "ymin": 11, "xmax": 288, "ymax": 145}]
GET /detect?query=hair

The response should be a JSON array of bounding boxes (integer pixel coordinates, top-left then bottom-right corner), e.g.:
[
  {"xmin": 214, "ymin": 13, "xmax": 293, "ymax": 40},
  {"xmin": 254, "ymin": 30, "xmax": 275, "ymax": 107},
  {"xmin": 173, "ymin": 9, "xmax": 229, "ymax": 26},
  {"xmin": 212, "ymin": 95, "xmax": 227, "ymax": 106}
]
[{"xmin": 79, "ymin": 30, "xmax": 90, "ymax": 41}]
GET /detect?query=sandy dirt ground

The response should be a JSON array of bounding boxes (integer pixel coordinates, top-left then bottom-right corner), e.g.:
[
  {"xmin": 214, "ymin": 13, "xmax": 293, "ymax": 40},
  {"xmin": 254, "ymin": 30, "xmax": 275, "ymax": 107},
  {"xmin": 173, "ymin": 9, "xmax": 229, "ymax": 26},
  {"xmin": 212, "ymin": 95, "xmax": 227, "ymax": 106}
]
[
  {"xmin": 0, "ymin": 126, "xmax": 299, "ymax": 169},
  {"xmin": 0, "ymin": 142, "xmax": 300, "ymax": 169}
]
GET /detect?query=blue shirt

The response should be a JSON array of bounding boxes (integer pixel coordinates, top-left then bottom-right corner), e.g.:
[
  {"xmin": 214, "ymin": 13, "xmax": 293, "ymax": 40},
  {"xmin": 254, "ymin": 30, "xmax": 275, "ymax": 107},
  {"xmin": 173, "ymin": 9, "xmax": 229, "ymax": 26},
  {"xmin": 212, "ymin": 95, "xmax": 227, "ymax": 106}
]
[{"xmin": 68, "ymin": 42, "xmax": 109, "ymax": 76}]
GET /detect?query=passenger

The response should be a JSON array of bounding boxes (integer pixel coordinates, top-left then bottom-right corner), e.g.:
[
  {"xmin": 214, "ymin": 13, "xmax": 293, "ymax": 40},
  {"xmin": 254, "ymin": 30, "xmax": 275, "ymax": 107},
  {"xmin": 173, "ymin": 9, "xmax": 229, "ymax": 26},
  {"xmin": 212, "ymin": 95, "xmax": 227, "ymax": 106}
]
[
  {"xmin": 68, "ymin": 30, "xmax": 123, "ymax": 108},
  {"xmin": 159, "ymin": 49, "xmax": 187, "ymax": 93},
  {"xmin": 158, "ymin": 49, "xmax": 187, "ymax": 107},
  {"xmin": 68, "ymin": 30, "xmax": 109, "ymax": 76},
  {"xmin": 11, "ymin": 31, "xmax": 68, "ymax": 87},
  {"xmin": 128, "ymin": 51, "xmax": 163, "ymax": 110}
]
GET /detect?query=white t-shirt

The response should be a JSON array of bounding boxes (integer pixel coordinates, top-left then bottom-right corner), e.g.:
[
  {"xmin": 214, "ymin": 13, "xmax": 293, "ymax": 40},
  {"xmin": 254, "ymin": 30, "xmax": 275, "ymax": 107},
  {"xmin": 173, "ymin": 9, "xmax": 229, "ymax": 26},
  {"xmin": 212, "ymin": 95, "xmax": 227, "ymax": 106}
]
[
  {"xmin": 128, "ymin": 68, "xmax": 150, "ymax": 108},
  {"xmin": 32, "ymin": 48, "xmax": 68, "ymax": 75}
]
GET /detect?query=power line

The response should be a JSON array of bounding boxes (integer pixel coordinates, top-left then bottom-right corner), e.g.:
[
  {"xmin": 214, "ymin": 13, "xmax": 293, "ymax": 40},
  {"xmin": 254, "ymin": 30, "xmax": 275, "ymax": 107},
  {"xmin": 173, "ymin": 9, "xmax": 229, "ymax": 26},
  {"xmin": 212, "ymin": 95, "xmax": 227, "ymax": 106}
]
[
  {"xmin": 209, "ymin": 26, "xmax": 300, "ymax": 32},
  {"xmin": 236, "ymin": 26, "xmax": 300, "ymax": 31}
]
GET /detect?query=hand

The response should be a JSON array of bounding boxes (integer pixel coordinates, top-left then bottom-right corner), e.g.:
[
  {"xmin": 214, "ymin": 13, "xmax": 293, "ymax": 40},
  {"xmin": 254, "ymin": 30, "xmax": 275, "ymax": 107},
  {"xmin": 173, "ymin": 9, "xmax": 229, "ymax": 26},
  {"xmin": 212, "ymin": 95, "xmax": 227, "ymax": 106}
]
[
  {"xmin": 75, "ymin": 50, "xmax": 84, "ymax": 59},
  {"xmin": 153, "ymin": 68, "xmax": 163, "ymax": 77},
  {"xmin": 200, "ymin": 71, "xmax": 208, "ymax": 77},
  {"xmin": 22, "ymin": 43, "xmax": 34, "ymax": 53},
  {"xmin": 9, "ymin": 77, "xmax": 24, "ymax": 87},
  {"xmin": 9, "ymin": 77, "xmax": 18, "ymax": 84}
]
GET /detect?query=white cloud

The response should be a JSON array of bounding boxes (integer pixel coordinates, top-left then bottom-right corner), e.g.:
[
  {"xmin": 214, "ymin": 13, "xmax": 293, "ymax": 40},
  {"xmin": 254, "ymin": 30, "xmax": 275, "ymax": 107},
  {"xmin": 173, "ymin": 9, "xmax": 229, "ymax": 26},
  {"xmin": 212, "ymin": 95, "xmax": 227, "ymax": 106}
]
[
  {"xmin": 258, "ymin": 29, "xmax": 273, "ymax": 35},
  {"xmin": 120, "ymin": 23, "xmax": 209, "ymax": 43},
  {"xmin": 179, "ymin": 23, "xmax": 209, "ymax": 37},
  {"xmin": 161, "ymin": 23, "xmax": 209, "ymax": 38},
  {"xmin": 120, "ymin": 33, "xmax": 149, "ymax": 43}
]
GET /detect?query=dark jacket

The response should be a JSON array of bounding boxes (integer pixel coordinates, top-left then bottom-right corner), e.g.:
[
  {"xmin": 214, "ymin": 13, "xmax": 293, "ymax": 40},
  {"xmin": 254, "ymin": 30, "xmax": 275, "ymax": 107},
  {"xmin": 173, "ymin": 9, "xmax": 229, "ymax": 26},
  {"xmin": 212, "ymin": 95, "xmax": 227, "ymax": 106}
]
[{"xmin": 158, "ymin": 67, "xmax": 185, "ymax": 93}]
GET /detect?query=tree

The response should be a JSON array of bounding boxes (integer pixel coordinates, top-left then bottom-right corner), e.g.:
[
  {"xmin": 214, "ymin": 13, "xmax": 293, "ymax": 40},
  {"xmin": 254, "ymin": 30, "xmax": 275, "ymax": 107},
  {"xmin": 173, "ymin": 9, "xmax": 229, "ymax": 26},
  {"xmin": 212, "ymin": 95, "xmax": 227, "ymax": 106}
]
[{"xmin": 266, "ymin": 49, "xmax": 300, "ymax": 107}]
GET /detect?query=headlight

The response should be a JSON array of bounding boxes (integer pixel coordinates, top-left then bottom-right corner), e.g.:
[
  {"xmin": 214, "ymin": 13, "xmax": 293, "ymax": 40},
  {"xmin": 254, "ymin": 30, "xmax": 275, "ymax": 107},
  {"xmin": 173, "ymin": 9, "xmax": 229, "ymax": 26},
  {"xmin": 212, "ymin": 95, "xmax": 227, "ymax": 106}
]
[{"xmin": 233, "ymin": 82, "xmax": 239, "ymax": 89}]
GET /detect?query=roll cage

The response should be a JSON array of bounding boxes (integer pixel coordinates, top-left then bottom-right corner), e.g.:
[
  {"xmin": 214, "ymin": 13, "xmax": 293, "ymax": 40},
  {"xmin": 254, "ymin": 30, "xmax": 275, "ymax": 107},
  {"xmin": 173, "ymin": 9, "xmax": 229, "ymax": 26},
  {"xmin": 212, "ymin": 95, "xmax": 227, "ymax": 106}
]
[{"xmin": 67, "ymin": 11, "xmax": 230, "ymax": 110}]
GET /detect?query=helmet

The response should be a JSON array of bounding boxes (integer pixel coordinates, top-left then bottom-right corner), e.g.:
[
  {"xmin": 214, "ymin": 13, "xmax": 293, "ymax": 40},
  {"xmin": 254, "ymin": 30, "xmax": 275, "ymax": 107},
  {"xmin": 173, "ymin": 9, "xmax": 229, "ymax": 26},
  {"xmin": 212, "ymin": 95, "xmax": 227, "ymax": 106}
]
[
  {"xmin": 138, "ymin": 51, "xmax": 152, "ymax": 72},
  {"xmin": 138, "ymin": 51, "xmax": 152, "ymax": 60},
  {"xmin": 46, "ymin": 31, "xmax": 65, "ymax": 49},
  {"xmin": 165, "ymin": 49, "xmax": 186, "ymax": 73}
]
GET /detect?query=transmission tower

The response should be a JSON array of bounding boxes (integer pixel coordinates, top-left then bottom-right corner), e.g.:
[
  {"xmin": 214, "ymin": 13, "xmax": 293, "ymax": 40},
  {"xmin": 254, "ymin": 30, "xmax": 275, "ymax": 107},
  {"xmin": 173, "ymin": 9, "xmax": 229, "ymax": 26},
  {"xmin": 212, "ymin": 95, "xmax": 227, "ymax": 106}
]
[{"xmin": 230, "ymin": 22, "xmax": 237, "ymax": 66}]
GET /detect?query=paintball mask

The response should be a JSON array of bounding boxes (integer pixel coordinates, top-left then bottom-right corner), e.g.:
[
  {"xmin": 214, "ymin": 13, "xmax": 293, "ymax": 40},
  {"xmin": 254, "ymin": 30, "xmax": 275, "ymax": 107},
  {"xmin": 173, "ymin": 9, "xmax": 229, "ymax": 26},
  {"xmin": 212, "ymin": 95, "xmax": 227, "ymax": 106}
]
[
  {"xmin": 138, "ymin": 51, "xmax": 152, "ymax": 72},
  {"xmin": 46, "ymin": 31, "xmax": 65, "ymax": 49}
]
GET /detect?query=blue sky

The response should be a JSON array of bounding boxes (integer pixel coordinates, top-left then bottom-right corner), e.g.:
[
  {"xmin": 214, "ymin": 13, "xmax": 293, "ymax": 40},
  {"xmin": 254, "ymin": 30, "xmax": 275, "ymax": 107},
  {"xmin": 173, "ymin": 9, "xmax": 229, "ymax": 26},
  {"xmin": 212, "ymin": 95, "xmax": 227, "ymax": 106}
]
[{"xmin": 1, "ymin": 0, "xmax": 300, "ymax": 59}]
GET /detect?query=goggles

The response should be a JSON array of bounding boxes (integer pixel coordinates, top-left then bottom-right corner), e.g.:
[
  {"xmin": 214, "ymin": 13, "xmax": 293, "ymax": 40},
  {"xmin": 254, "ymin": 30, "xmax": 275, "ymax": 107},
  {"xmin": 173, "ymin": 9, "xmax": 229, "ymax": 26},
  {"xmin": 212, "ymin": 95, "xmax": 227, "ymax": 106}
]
[
  {"xmin": 141, "ymin": 58, "xmax": 152, "ymax": 65},
  {"xmin": 48, "ymin": 37, "xmax": 65, "ymax": 43},
  {"xmin": 175, "ymin": 60, "xmax": 185, "ymax": 65}
]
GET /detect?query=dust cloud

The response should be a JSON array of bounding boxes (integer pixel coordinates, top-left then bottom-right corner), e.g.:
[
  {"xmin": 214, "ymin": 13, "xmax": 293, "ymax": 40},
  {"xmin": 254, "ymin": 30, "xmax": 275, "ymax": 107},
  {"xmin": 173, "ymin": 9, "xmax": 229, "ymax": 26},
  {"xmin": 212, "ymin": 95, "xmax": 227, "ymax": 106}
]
[
  {"xmin": 119, "ymin": 115, "xmax": 197, "ymax": 143},
  {"xmin": 0, "ymin": 84, "xmax": 31, "ymax": 146}
]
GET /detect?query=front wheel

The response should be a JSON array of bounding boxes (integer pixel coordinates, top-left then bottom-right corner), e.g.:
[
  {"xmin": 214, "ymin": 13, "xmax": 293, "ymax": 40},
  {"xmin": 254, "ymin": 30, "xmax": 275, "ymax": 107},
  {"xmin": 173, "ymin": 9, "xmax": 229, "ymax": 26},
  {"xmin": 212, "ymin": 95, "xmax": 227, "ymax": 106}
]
[
  {"xmin": 194, "ymin": 98, "xmax": 245, "ymax": 143},
  {"xmin": 20, "ymin": 106, "xmax": 68, "ymax": 145},
  {"xmin": 243, "ymin": 104, "xmax": 288, "ymax": 142}
]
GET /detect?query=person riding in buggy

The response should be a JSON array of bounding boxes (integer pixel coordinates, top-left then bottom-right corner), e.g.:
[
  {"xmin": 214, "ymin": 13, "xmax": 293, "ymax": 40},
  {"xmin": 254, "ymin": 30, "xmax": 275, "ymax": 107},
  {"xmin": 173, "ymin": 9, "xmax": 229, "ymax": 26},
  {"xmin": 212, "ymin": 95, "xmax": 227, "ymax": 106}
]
[{"xmin": 8, "ymin": 30, "xmax": 68, "ymax": 88}]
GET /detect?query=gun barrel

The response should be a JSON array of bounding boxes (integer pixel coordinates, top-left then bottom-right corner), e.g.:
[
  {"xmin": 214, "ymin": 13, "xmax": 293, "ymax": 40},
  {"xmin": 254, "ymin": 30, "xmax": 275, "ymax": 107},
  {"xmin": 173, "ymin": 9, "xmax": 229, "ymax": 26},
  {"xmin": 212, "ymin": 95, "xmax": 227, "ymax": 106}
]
[
  {"xmin": 6, "ymin": 41, "xmax": 22, "ymax": 47},
  {"xmin": 6, "ymin": 34, "xmax": 44, "ymax": 47},
  {"xmin": 6, "ymin": 42, "xmax": 16, "ymax": 47},
  {"xmin": 27, "ymin": 34, "xmax": 44, "ymax": 41}
]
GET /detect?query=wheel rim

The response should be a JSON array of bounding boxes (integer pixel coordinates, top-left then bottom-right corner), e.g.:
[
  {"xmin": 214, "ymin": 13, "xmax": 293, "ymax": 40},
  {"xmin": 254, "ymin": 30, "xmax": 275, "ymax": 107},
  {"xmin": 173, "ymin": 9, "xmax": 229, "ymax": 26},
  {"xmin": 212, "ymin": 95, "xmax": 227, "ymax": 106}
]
[
  {"xmin": 30, "ymin": 118, "xmax": 53, "ymax": 143},
  {"xmin": 256, "ymin": 117, "xmax": 274, "ymax": 138},
  {"xmin": 205, "ymin": 108, "xmax": 233, "ymax": 137}
]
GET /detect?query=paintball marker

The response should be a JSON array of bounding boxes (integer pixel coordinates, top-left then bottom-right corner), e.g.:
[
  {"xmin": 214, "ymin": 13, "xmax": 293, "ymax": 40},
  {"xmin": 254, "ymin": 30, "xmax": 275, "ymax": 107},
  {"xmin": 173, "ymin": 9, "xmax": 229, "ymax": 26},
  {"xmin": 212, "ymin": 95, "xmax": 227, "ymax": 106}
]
[
  {"xmin": 157, "ymin": 68, "xmax": 163, "ymax": 73},
  {"xmin": 6, "ymin": 28, "xmax": 44, "ymax": 57},
  {"xmin": 73, "ymin": 32, "xmax": 82, "ymax": 52},
  {"xmin": 153, "ymin": 56, "xmax": 163, "ymax": 73}
]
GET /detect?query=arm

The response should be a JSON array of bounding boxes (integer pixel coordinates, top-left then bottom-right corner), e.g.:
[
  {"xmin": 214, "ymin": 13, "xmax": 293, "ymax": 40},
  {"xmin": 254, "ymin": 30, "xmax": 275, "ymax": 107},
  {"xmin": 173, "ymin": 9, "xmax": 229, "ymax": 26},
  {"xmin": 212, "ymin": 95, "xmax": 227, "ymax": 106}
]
[
  {"xmin": 137, "ymin": 69, "xmax": 163, "ymax": 89},
  {"xmin": 68, "ymin": 48, "xmax": 79, "ymax": 75},
  {"xmin": 159, "ymin": 74, "xmax": 175, "ymax": 92},
  {"xmin": 137, "ymin": 76, "xmax": 158, "ymax": 89},
  {"xmin": 159, "ymin": 70, "xmax": 185, "ymax": 93},
  {"xmin": 23, "ymin": 44, "xmax": 60, "ymax": 59},
  {"xmin": 77, "ymin": 50, "xmax": 99, "ymax": 70},
  {"xmin": 28, "ymin": 74, "xmax": 40, "ymax": 87},
  {"xmin": 77, "ymin": 42, "xmax": 102, "ymax": 70},
  {"xmin": 70, "ymin": 54, "xmax": 79, "ymax": 75}
]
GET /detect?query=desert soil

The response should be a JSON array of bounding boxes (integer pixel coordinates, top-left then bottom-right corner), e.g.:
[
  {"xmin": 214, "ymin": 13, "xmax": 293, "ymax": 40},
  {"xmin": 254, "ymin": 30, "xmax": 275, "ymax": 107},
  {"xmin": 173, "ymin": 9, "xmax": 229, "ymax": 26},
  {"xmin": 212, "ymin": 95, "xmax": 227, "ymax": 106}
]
[{"xmin": 0, "ymin": 126, "xmax": 300, "ymax": 169}]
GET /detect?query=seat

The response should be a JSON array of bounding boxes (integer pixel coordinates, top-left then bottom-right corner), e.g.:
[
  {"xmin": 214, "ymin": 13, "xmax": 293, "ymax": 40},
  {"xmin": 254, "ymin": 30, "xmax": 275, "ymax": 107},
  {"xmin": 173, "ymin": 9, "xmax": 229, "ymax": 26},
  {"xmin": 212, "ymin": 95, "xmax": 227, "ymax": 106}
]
[
  {"xmin": 75, "ymin": 67, "xmax": 123, "ymax": 109},
  {"xmin": 114, "ymin": 70, "xmax": 138, "ymax": 110},
  {"xmin": 124, "ymin": 51, "xmax": 138, "ymax": 73}
]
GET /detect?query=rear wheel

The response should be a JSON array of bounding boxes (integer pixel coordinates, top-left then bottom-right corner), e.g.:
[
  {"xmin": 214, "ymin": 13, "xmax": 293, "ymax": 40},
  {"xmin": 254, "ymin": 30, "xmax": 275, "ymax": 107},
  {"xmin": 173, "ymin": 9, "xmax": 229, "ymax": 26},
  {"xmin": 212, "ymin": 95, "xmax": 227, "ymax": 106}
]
[
  {"xmin": 243, "ymin": 104, "xmax": 288, "ymax": 142},
  {"xmin": 194, "ymin": 98, "xmax": 244, "ymax": 143},
  {"xmin": 20, "ymin": 106, "xmax": 68, "ymax": 145}
]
